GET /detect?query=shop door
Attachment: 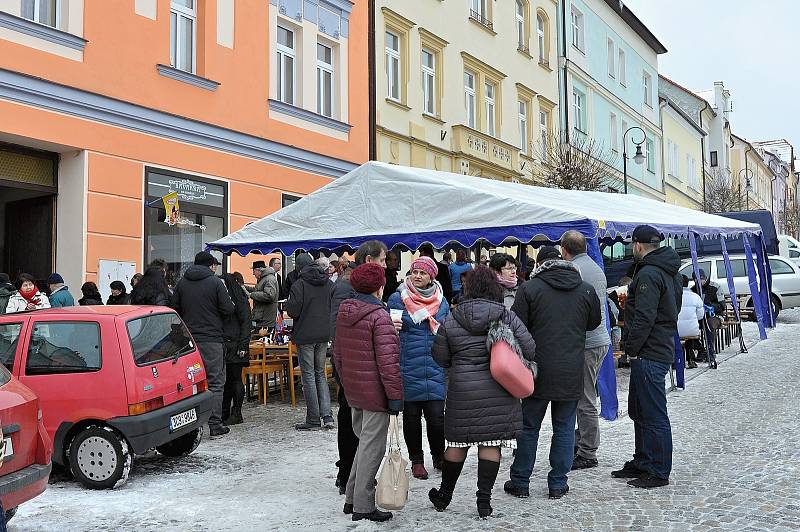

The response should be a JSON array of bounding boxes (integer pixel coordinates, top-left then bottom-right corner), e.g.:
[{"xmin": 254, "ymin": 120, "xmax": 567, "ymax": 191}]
[{"xmin": 5, "ymin": 195, "xmax": 54, "ymax": 280}]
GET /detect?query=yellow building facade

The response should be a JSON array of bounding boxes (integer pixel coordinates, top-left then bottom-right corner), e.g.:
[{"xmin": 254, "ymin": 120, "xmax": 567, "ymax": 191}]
[
  {"xmin": 660, "ymin": 98, "xmax": 704, "ymax": 210},
  {"xmin": 373, "ymin": 0, "xmax": 560, "ymax": 182},
  {"xmin": 731, "ymin": 135, "xmax": 773, "ymax": 211}
]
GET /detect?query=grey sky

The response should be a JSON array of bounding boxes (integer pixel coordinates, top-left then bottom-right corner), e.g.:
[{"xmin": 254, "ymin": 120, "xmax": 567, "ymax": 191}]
[{"xmin": 624, "ymin": 0, "xmax": 800, "ymax": 156}]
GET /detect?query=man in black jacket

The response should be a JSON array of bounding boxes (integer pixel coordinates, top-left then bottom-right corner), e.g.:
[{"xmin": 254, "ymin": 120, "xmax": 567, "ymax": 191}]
[
  {"xmin": 506, "ymin": 250, "xmax": 601, "ymax": 500},
  {"xmin": 287, "ymin": 254, "xmax": 335, "ymax": 430},
  {"xmin": 614, "ymin": 225, "xmax": 682, "ymax": 489},
  {"xmin": 172, "ymin": 251, "xmax": 235, "ymax": 437}
]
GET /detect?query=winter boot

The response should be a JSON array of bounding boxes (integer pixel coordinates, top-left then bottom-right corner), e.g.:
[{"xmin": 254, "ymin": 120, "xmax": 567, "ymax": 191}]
[
  {"xmin": 226, "ymin": 406, "xmax": 243, "ymax": 425},
  {"xmin": 428, "ymin": 460, "xmax": 465, "ymax": 512},
  {"xmin": 476, "ymin": 459, "xmax": 500, "ymax": 519}
]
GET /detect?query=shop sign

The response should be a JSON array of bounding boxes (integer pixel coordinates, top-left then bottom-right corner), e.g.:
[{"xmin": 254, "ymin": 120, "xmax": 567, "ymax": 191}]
[{"xmin": 169, "ymin": 178, "xmax": 208, "ymax": 202}]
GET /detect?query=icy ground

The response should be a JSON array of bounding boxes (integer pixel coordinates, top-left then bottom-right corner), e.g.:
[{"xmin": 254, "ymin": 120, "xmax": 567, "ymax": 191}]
[{"xmin": 11, "ymin": 311, "xmax": 800, "ymax": 531}]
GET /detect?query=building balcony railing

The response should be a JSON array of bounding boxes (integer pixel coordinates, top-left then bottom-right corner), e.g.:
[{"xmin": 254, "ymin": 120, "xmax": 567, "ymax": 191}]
[
  {"xmin": 469, "ymin": 10, "xmax": 493, "ymax": 31},
  {"xmin": 517, "ymin": 43, "xmax": 530, "ymax": 54}
]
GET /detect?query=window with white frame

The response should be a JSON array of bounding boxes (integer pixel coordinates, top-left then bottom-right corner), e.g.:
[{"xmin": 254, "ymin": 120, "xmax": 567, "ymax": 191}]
[
  {"xmin": 519, "ymin": 100, "xmax": 528, "ymax": 154},
  {"xmin": 485, "ymin": 81, "xmax": 497, "ymax": 136},
  {"xmin": 643, "ymin": 71, "xmax": 653, "ymax": 108},
  {"xmin": 21, "ymin": 0, "xmax": 59, "ymax": 27},
  {"xmin": 170, "ymin": 0, "xmax": 196, "ymax": 73},
  {"xmin": 666, "ymin": 139, "xmax": 674, "ymax": 174},
  {"xmin": 471, "ymin": 0, "xmax": 487, "ymax": 20},
  {"xmin": 646, "ymin": 137, "xmax": 655, "ymax": 173},
  {"xmin": 671, "ymin": 142, "xmax": 679, "ymax": 176},
  {"xmin": 571, "ymin": 5, "xmax": 585, "ymax": 52},
  {"xmin": 537, "ymin": 13, "xmax": 546, "ymax": 63},
  {"xmin": 386, "ymin": 31, "xmax": 401, "ymax": 101},
  {"xmin": 464, "ymin": 71, "xmax": 476, "ymax": 128},
  {"xmin": 618, "ymin": 48, "xmax": 626, "ymax": 85},
  {"xmin": 421, "ymin": 48, "xmax": 436, "ymax": 116},
  {"xmin": 276, "ymin": 25, "xmax": 297, "ymax": 105},
  {"xmin": 516, "ymin": 1, "xmax": 526, "ymax": 50},
  {"xmin": 609, "ymin": 113, "xmax": 618, "ymax": 152},
  {"xmin": 572, "ymin": 89, "xmax": 585, "ymax": 132},
  {"xmin": 607, "ymin": 38, "xmax": 615, "ymax": 78},
  {"xmin": 539, "ymin": 110, "xmax": 550, "ymax": 152},
  {"xmin": 317, "ymin": 43, "xmax": 334, "ymax": 117},
  {"xmin": 687, "ymin": 155, "xmax": 698, "ymax": 188}
]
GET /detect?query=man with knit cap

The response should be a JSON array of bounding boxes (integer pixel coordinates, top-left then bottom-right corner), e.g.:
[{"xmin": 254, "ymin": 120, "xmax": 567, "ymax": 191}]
[
  {"xmin": 334, "ymin": 262, "xmax": 403, "ymax": 523},
  {"xmin": 47, "ymin": 273, "xmax": 75, "ymax": 308}
]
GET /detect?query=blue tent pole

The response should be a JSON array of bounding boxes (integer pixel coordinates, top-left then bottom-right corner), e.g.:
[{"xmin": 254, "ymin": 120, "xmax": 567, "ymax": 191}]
[
  {"xmin": 719, "ymin": 238, "xmax": 741, "ymax": 322},
  {"xmin": 743, "ymin": 236, "xmax": 768, "ymax": 340},
  {"xmin": 587, "ymin": 236, "xmax": 618, "ymax": 421},
  {"xmin": 687, "ymin": 232, "xmax": 710, "ymax": 372},
  {"xmin": 754, "ymin": 234, "xmax": 774, "ymax": 328}
]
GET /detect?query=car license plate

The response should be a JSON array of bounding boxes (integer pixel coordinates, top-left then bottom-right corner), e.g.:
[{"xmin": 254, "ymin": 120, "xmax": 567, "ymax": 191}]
[{"xmin": 169, "ymin": 408, "xmax": 197, "ymax": 432}]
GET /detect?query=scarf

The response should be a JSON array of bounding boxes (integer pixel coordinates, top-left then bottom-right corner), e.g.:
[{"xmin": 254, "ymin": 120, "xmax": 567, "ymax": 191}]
[
  {"xmin": 497, "ymin": 274, "xmax": 517, "ymax": 290},
  {"xmin": 399, "ymin": 277, "xmax": 443, "ymax": 334},
  {"xmin": 19, "ymin": 286, "xmax": 38, "ymax": 302}
]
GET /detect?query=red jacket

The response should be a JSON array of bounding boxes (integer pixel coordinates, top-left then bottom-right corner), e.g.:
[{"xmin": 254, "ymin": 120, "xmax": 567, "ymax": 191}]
[{"xmin": 333, "ymin": 297, "xmax": 403, "ymax": 412}]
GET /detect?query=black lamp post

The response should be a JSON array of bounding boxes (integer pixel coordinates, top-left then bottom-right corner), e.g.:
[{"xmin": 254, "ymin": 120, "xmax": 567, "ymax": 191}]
[
  {"xmin": 738, "ymin": 168, "xmax": 754, "ymax": 211},
  {"xmin": 622, "ymin": 126, "xmax": 646, "ymax": 194}
]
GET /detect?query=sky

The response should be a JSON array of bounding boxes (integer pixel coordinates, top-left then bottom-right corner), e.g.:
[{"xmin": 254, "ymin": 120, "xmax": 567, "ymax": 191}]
[{"xmin": 624, "ymin": 0, "xmax": 800, "ymax": 156}]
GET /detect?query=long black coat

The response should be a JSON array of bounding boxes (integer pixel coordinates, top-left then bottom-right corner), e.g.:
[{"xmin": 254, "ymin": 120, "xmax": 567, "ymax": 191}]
[
  {"xmin": 224, "ymin": 284, "xmax": 251, "ymax": 366},
  {"xmin": 512, "ymin": 261, "xmax": 602, "ymax": 402},
  {"xmin": 433, "ymin": 298, "xmax": 536, "ymax": 444},
  {"xmin": 286, "ymin": 265, "xmax": 334, "ymax": 345}
]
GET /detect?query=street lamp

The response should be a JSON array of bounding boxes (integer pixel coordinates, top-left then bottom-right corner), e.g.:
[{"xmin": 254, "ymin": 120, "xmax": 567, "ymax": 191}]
[
  {"xmin": 739, "ymin": 168, "xmax": 754, "ymax": 211},
  {"xmin": 622, "ymin": 126, "xmax": 646, "ymax": 194}
]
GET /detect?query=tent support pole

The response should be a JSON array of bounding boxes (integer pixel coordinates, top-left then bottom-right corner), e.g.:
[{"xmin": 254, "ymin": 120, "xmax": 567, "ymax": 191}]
[
  {"xmin": 743, "ymin": 236, "xmax": 768, "ymax": 340},
  {"xmin": 587, "ymin": 236, "xmax": 618, "ymax": 421}
]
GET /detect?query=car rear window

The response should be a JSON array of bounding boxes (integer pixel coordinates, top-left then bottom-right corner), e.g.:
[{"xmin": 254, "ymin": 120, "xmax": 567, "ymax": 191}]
[
  {"xmin": 127, "ymin": 313, "xmax": 195, "ymax": 366},
  {"xmin": 0, "ymin": 323, "xmax": 22, "ymax": 371},
  {"xmin": 769, "ymin": 258, "xmax": 796, "ymax": 275},
  {"xmin": 27, "ymin": 322, "xmax": 102, "ymax": 375}
]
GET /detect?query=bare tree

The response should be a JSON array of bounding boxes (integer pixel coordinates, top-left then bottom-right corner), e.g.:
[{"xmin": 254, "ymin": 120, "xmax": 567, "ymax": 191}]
[
  {"xmin": 533, "ymin": 132, "xmax": 621, "ymax": 191},
  {"xmin": 704, "ymin": 169, "xmax": 742, "ymax": 213},
  {"xmin": 778, "ymin": 206, "xmax": 800, "ymax": 237}
]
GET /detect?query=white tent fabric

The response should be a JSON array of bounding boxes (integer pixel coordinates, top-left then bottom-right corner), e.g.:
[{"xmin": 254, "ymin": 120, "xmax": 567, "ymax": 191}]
[{"xmin": 208, "ymin": 161, "xmax": 761, "ymax": 255}]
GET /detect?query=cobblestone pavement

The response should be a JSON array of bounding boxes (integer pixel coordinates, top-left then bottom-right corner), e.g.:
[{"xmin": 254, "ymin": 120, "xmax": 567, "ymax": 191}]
[{"xmin": 13, "ymin": 312, "xmax": 800, "ymax": 531}]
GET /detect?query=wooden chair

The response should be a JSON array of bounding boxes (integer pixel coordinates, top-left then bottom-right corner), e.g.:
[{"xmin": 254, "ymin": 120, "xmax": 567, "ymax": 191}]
[{"xmin": 245, "ymin": 343, "xmax": 286, "ymax": 404}]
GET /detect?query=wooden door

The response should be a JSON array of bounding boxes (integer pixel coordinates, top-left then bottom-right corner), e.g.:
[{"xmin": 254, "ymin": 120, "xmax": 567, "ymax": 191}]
[{"xmin": 4, "ymin": 195, "xmax": 54, "ymax": 281}]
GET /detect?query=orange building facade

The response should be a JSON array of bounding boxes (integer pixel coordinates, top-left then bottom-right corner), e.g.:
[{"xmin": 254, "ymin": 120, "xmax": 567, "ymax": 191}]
[{"xmin": 0, "ymin": 0, "xmax": 366, "ymax": 292}]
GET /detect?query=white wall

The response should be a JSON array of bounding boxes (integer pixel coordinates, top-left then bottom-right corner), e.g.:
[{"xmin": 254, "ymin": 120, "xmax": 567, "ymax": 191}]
[{"xmin": 55, "ymin": 150, "xmax": 87, "ymax": 293}]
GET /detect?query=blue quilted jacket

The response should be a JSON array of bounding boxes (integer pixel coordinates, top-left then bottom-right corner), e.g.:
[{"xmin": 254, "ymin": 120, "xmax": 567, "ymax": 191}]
[{"xmin": 387, "ymin": 290, "xmax": 450, "ymax": 402}]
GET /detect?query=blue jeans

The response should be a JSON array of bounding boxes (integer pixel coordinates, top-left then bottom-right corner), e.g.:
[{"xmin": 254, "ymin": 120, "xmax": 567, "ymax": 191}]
[
  {"xmin": 628, "ymin": 357, "xmax": 672, "ymax": 479},
  {"xmin": 298, "ymin": 343, "xmax": 332, "ymax": 424},
  {"xmin": 510, "ymin": 397, "xmax": 578, "ymax": 491}
]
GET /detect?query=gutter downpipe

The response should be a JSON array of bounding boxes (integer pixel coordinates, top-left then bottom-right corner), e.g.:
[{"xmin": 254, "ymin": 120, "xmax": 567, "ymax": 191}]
[
  {"xmin": 700, "ymin": 100, "xmax": 710, "ymax": 211},
  {"xmin": 560, "ymin": 0, "xmax": 570, "ymax": 144},
  {"xmin": 368, "ymin": 0, "xmax": 377, "ymax": 161}
]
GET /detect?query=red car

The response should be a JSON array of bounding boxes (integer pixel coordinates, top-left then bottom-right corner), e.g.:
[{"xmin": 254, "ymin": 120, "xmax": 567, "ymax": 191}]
[
  {"xmin": 0, "ymin": 306, "xmax": 213, "ymax": 489},
  {"xmin": 0, "ymin": 365, "xmax": 52, "ymax": 522}
]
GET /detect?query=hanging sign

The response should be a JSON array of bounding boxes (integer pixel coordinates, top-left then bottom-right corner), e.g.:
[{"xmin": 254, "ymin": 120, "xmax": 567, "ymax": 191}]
[{"xmin": 162, "ymin": 191, "xmax": 180, "ymax": 226}]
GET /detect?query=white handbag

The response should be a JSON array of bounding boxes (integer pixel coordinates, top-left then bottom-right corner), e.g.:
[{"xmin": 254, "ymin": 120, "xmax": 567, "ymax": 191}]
[{"xmin": 376, "ymin": 415, "xmax": 409, "ymax": 511}]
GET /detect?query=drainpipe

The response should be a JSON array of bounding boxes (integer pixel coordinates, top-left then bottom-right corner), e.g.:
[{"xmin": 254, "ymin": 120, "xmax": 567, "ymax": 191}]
[
  {"xmin": 368, "ymin": 0, "xmax": 376, "ymax": 161},
  {"xmin": 699, "ymin": 100, "xmax": 710, "ymax": 211},
  {"xmin": 560, "ymin": 0, "xmax": 569, "ymax": 144}
]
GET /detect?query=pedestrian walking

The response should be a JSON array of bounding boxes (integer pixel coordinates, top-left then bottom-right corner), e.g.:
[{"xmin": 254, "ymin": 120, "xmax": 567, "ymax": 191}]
[
  {"xmin": 172, "ymin": 251, "xmax": 235, "ymax": 438},
  {"xmin": 330, "ymin": 240, "xmax": 390, "ymax": 494},
  {"xmin": 0, "ymin": 274, "xmax": 15, "ymax": 314},
  {"xmin": 333, "ymin": 262, "xmax": 403, "ymax": 523},
  {"xmin": 429, "ymin": 266, "xmax": 536, "ymax": 518},
  {"xmin": 130, "ymin": 267, "xmax": 171, "ymax": 306},
  {"xmin": 614, "ymin": 225, "xmax": 681, "ymax": 489},
  {"xmin": 47, "ymin": 273, "xmax": 75, "ymax": 307},
  {"xmin": 78, "ymin": 282, "xmax": 103, "ymax": 306},
  {"xmin": 489, "ymin": 253, "xmax": 519, "ymax": 309},
  {"xmin": 5, "ymin": 273, "xmax": 50, "ymax": 313},
  {"xmin": 220, "ymin": 272, "xmax": 251, "ymax": 425},
  {"xmin": 559, "ymin": 230, "xmax": 611, "ymax": 471},
  {"xmin": 106, "ymin": 281, "xmax": 131, "ymax": 305},
  {"xmin": 448, "ymin": 249, "xmax": 473, "ymax": 301},
  {"xmin": 387, "ymin": 256, "xmax": 449, "ymax": 480},
  {"xmin": 248, "ymin": 260, "xmax": 279, "ymax": 336},
  {"xmin": 678, "ymin": 275, "xmax": 705, "ymax": 369},
  {"xmin": 505, "ymin": 248, "xmax": 601, "ymax": 500},
  {"xmin": 286, "ymin": 253, "xmax": 335, "ymax": 430}
]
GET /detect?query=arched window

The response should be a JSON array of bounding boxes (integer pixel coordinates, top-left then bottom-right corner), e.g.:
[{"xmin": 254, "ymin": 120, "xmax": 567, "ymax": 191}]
[{"xmin": 536, "ymin": 10, "xmax": 550, "ymax": 66}]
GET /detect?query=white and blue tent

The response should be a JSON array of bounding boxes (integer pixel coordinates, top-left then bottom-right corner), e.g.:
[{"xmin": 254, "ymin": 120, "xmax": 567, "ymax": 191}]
[{"xmin": 209, "ymin": 162, "xmax": 770, "ymax": 419}]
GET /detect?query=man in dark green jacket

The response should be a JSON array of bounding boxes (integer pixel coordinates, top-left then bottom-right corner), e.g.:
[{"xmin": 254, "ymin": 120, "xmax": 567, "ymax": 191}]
[{"xmin": 615, "ymin": 225, "xmax": 682, "ymax": 489}]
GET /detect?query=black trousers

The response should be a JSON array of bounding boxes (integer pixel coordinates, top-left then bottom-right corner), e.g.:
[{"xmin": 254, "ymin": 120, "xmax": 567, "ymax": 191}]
[
  {"xmin": 222, "ymin": 364, "xmax": 245, "ymax": 418},
  {"xmin": 336, "ymin": 385, "xmax": 359, "ymax": 483},
  {"xmin": 403, "ymin": 400, "xmax": 446, "ymax": 463}
]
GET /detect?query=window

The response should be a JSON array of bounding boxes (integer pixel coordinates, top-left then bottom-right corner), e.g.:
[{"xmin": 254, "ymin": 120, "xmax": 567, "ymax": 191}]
[
  {"xmin": 485, "ymin": 82, "xmax": 497, "ymax": 136},
  {"xmin": 770, "ymin": 259, "xmax": 796, "ymax": 275},
  {"xmin": 470, "ymin": 0, "xmax": 489, "ymax": 26},
  {"xmin": 680, "ymin": 261, "xmax": 712, "ymax": 280},
  {"xmin": 715, "ymin": 259, "xmax": 747, "ymax": 279},
  {"xmin": 687, "ymin": 156, "xmax": 698, "ymax": 188},
  {"xmin": 609, "ymin": 113, "xmax": 618, "ymax": 152},
  {"xmin": 128, "ymin": 313, "xmax": 195, "ymax": 366},
  {"xmin": 421, "ymin": 48, "xmax": 436, "ymax": 116},
  {"xmin": 710, "ymin": 150, "xmax": 719, "ymax": 167},
  {"xmin": 464, "ymin": 71, "xmax": 476, "ymax": 128},
  {"xmin": 276, "ymin": 26, "xmax": 296, "ymax": 105},
  {"xmin": 385, "ymin": 31, "xmax": 401, "ymax": 101},
  {"xmin": 645, "ymin": 137, "xmax": 655, "ymax": 173},
  {"xmin": 607, "ymin": 38, "xmax": 615, "ymax": 78},
  {"xmin": 0, "ymin": 323, "xmax": 22, "ymax": 371},
  {"xmin": 667, "ymin": 140, "xmax": 679, "ymax": 176},
  {"xmin": 571, "ymin": 5, "xmax": 584, "ymax": 52},
  {"xmin": 518, "ymin": 100, "xmax": 528, "ymax": 154},
  {"xmin": 539, "ymin": 110, "xmax": 550, "ymax": 153},
  {"xmin": 316, "ymin": 43, "xmax": 334, "ymax": 117},
  {"xmin": 170, "ymin": 0, "xmax": 196, "ymax": 73},
  {"xmin": 572, "ymin": 89, "xmax": 585, "ymax": 133},
  {"xmin": 21, "ymin": 0, "xmax": 59, "ymax": 27},
  {"xmin": 643, "ymin": 71, "xmax": 652, "ymax": 108},
  {"xmin": 618, "ymin": 48, "xmax": 626, "ymax": 85},
  {"xmin": 537, "ymin": 13, "xmax": 546, "ymax": 63},
  {"xmin": 516, "ymin": 1, "xmax": 526, "ymax": 51},
  {"xmin": 26, "ymin": 322, "xmax": 102, "ymax": 375}
]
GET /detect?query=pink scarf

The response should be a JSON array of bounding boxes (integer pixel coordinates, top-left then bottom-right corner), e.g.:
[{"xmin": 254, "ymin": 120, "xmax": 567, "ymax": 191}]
[
  {"xmin": 497, "ymin": 274, "xmax": 517, "ymax": 290},
  {"xmin": 399, "ymin": 278, "xmax": 443, "ymax": 334}
]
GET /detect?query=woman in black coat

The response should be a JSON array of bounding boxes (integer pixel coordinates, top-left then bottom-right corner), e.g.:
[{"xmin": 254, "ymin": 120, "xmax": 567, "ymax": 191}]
[
  {"xmin": 429, "ymin": 267, "xmax": 536, "ymax": 519},
  {"xmin": 78, "ymin": 282, "xmax": 103, "ymax": 306},
  {"xmin": 106, "ymin": 281, "xmax": 131, "ymax": 305},
  {"xmin": 130, "ymin": 267, "xmax": 171, "ymax": 306},
  {"xmin": 221, "ymin": 273, "xmax": 251, "ymax": 425}
]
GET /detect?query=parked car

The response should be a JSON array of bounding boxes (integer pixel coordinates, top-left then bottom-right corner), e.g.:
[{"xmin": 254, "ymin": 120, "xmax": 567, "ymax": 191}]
[
  {"xmin": 679, "ymin": 255, "xmax": 800, "ymax": 319},
  {"xmin": 0, "ymin": 364, "xmax": 52, "ymax": 523},
  {"xmin": 0, "ymin": 306, "xmax": 213, "ymax": 489},
  {"xmin": 779, "ymin": 234, "xmax": 800, "ymax": 266}
]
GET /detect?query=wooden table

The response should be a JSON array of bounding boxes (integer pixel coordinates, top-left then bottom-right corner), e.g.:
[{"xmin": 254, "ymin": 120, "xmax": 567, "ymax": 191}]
[{"xmin": 248, "ymin": 342, "xmax": 298, "ymax": 406}]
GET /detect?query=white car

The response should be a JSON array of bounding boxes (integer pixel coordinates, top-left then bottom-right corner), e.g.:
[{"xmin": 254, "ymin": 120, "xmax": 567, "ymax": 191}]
[
  {"xmin": 679, "ymin": 254, "xmax": 800, "ymax": 319},
  {"xmin": 779, "ymin": 234, "xmax": 800, "ymax": 266}
]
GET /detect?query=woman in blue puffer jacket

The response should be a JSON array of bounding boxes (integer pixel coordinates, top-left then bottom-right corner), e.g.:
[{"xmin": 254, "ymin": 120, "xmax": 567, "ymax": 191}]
[{"xmin": 388, "ymin": 256, "xmax": 450, "ymax": 481}]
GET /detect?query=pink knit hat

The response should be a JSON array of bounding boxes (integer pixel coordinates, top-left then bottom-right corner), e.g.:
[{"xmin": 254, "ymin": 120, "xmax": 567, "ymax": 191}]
[{"xmin": 410, "ymin": 256, "xmax": 438, "ymax": 278}]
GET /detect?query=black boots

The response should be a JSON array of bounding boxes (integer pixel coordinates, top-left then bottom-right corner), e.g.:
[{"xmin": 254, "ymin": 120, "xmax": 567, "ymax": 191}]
[
  {"xmin": 476, "ymin": 459, "xmax": 500, "ymax": 519},
  {"xmin": 224, "ymin": 406, "xmax": 243, "ymax": 426},
  {"xmin": 428, "ymin": 459, "xmax": 465, "ymax": 511}
]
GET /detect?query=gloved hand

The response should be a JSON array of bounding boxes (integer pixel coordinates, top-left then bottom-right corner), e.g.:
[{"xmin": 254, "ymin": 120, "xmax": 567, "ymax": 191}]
[{"xmin": 387, "ymin": 399, "xmax": 404, "ymax": 416}]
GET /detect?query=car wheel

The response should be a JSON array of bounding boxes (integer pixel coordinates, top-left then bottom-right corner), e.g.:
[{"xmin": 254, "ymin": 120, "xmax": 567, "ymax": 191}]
[
  {"xmin": 5, "ymin": 506, "xmax": 17, "ymax": 522},
  {"xmin": 68, "ymin": 425, "xmax": 132, "ymax": 490},
  {"xmin": 155, "ymin": 427, "xmax": 203, "ymax": 457}
]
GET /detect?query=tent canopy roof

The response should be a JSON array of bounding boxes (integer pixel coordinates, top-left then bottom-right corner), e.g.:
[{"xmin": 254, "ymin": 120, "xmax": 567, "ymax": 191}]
[{"xmin": 208, "ymin": 162, "xmax": 761, "ymax": 256}]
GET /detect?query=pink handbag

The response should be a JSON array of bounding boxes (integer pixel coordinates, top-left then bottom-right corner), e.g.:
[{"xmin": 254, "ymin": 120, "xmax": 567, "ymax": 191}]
[{"xmin": 490, "ymin": 339, "xmax": 534, "ymax": 399}]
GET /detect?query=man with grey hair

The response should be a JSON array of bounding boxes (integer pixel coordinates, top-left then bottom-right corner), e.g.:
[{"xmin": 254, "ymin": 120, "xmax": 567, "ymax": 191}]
[
  {"xmin": 559, "ymin": 230, "xmax": 610, "ymax": 470},
  {"xmin": 250, "ymin": 260, "xmax": 279, "ymax": 335}
]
